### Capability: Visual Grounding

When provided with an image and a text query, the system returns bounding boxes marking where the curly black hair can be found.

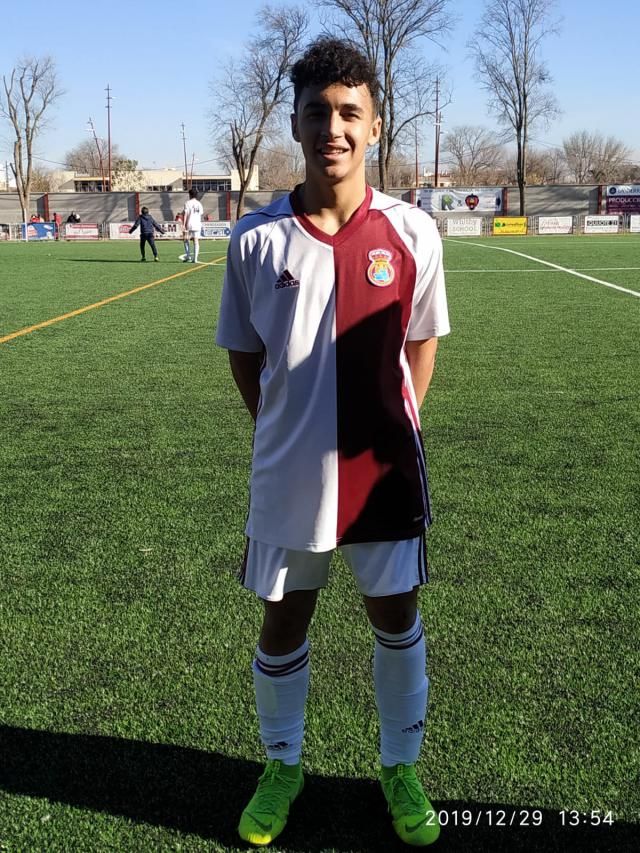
[290,37,380,115]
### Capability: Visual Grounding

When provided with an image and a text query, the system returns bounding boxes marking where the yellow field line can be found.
[0,256,227,345]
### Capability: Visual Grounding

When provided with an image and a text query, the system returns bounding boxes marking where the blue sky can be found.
[0,0,637,175]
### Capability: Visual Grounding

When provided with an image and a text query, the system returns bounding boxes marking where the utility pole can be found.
[4,161,9,192]
[434,77,440,189]
[181,124,189,190]
[88,117,106,192]
[105,84,113,191]
[414,120,419,189]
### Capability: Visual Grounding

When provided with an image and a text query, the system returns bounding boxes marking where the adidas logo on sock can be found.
[275,269,300,289]
[267,741,290,750]
[401,720,424,734]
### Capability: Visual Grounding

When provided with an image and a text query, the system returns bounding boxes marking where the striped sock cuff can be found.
[373,614,423,651]
[254,639,309,678]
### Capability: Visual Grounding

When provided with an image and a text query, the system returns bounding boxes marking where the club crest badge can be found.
[367,248,395,287]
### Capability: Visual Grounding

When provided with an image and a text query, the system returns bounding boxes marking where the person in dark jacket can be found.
[129,207,166,261]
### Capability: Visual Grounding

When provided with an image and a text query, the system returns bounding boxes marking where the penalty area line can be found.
[444,239,640,298]
[0,256,226,345]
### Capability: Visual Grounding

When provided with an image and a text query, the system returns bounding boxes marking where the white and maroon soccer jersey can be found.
[216,186,450,552]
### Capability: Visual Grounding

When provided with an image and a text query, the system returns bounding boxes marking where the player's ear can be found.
[368,114,382,147]
[291,112,300,143]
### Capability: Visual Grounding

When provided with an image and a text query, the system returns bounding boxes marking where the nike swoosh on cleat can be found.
[247,814,273,832]
[405,817,429,833]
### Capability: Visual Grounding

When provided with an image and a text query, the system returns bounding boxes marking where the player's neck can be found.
[297,175,368,236]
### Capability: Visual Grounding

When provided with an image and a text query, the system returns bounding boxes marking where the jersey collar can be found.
[289,184,373,246]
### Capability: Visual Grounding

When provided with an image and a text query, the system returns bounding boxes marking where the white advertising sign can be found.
[417,187,503,214]
[538,216,573,235]
[584,215,620,234]
[629,215,640,233]
[200,221,232,239]
[606,184,640,196]
[64,222,100,239]
[445,217,482,236]
[161,222,183,238]
[109,223,138,240]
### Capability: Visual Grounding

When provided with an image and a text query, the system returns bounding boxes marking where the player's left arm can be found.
[405,337,438,408]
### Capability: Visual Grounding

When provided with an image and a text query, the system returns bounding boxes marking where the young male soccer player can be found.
[129,207,165,261]
[182,187,204,262]
[215,38,450,848]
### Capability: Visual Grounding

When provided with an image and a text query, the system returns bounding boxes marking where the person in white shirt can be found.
[182,188,204,262]
[216,37,450,849]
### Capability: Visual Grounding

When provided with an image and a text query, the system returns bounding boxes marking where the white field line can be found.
[444,239,640,298]
[445,267,640,273]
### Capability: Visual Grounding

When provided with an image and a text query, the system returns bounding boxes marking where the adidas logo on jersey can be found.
[275,269,300,289]
[402,720,424,734]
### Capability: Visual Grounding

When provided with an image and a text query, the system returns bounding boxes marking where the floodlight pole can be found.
[105,84,113,191]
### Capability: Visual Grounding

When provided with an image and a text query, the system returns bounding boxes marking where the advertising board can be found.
[416,187,503,214]
[493,217,527,235]
[606,185,640,214]
[64,223,100,239]
[21,222,55,240]
[445,218,482,236]
[584,216,620,234]
[200,221,232,239]
[538,216,573,235]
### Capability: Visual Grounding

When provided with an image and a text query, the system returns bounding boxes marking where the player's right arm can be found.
[228,350,263,422]
[215,221,264,421]
[129,217,139,233]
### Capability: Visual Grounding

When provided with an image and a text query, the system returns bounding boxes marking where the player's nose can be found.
[321,110,344,139]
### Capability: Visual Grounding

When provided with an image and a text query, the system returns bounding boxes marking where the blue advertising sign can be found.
[21,222,56,240]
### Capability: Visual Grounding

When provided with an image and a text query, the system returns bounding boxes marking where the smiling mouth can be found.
[318,148,348,157]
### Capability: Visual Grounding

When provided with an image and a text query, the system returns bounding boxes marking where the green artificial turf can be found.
[1,236,639,852]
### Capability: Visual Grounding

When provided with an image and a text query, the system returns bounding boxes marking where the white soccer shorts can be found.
[240,535,428,601]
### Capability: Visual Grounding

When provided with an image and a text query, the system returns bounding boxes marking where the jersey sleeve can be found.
[406,216,450,341]
[215,226,263,352]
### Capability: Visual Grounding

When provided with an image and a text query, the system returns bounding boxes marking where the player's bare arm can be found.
[228,349,263,422]
[405,337,439,407]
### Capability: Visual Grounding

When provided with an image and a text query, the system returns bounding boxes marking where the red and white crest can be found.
[367,248,395,287]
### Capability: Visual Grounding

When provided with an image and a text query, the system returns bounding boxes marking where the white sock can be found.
[193,239,199,262]
[373,614,428,766]
[183,239,190,256]
[253,639,309,765]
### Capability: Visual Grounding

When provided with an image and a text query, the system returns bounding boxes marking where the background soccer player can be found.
[183,187,204,262]
[216,38,450,848]
[129,206,165,261]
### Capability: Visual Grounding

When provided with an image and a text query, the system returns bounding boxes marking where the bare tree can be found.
[65,138,121,175]
[472,0,560,214]
[522,146,564,184]
[30,165,55,192]
[1,56,62,222]
[443,125,504,184]
[255,139,305,190]
[562,131,632,184]
[321,0,453,191]
[211,5,308,218]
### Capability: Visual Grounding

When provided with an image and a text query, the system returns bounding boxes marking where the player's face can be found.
[291,83,381,185]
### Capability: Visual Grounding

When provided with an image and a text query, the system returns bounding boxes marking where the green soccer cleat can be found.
[381,764,440,846]
[238,760,304,846]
